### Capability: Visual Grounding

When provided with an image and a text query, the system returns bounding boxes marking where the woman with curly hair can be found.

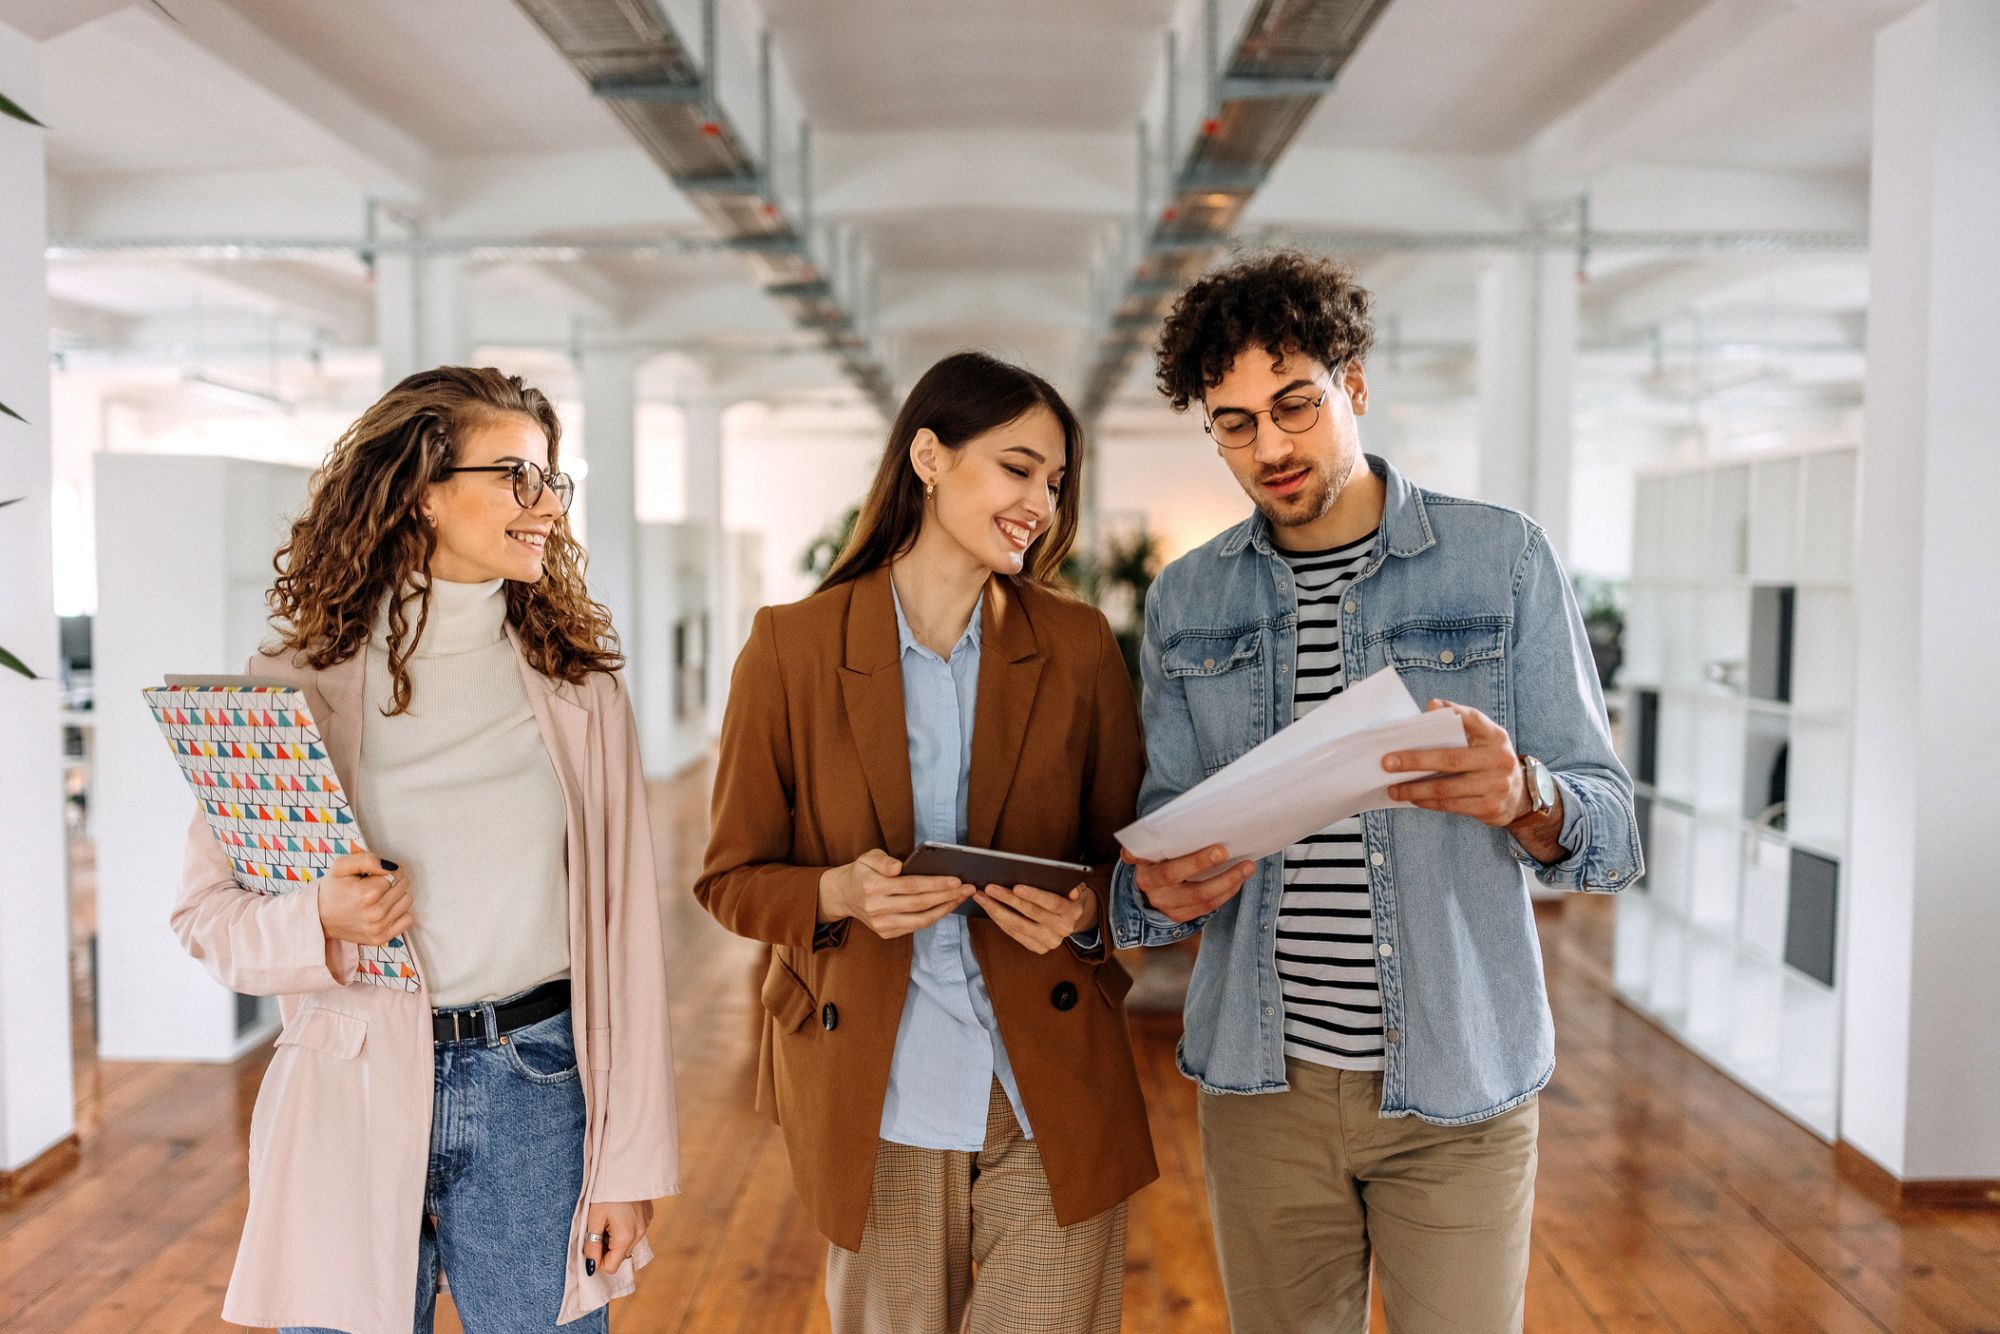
[170,366,679,1334]
[695,351,1156,1333]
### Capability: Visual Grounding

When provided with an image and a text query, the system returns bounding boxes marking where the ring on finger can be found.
[586,1231,604,1244]
[384,873,398,889]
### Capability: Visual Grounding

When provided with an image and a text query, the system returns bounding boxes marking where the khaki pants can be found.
[1199,1060,1538,1334]
[824,1080,1127,1334]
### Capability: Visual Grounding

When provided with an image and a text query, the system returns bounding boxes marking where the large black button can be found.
[821,1002,839,1032]
[1050,982,1078,1012]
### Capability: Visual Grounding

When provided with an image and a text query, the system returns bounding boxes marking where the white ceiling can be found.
[1300,0,1708,153]
[19,0,1886,403]
[761,0,1176,132]
[219,0,628,154]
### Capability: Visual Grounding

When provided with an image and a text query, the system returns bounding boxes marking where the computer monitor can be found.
[59,614,91,691]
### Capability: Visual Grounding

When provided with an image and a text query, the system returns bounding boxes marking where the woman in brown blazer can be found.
[695,351,1156,1332]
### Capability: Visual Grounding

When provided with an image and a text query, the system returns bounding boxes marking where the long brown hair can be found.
[818,351,1085,593]
[269,365,621,714]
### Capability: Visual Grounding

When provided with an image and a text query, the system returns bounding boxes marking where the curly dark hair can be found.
[1154,250,1376,412]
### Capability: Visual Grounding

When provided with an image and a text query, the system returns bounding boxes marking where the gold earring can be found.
[423,512,437,527]
[924,479,936,498]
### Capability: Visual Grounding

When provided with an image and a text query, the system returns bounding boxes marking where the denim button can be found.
[1203,658,1215,669]
[1378,943,1393,958]
[1370,852,1385,867]
[820,1003,839,1032]
[1344,601,1357,614]
[1439,650,1455,664]
[1385,1029,1402,1043]
[1263,1006,1275,1017]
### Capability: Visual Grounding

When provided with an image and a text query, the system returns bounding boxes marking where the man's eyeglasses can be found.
[1203,381,1334,450]
[443,460,575,513]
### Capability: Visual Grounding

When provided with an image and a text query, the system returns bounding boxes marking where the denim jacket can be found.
[1110,455,1642,1123]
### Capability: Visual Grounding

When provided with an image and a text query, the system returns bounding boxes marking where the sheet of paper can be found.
[1116,667,1469,870]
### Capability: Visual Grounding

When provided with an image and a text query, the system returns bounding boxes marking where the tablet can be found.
[901,841,1092,919]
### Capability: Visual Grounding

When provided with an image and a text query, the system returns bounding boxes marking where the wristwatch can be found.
[1519,755,1557,819]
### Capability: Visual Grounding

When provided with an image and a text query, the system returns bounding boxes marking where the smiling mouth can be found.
[507,529,549,552]
[995,517,1035,550]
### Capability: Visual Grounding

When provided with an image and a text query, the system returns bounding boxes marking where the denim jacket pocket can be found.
[1161,626,1265,773]
[1380,619,1509,720]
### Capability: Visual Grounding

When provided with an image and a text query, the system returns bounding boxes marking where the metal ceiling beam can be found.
[1081,0,1395,418]
[513,0,893,415]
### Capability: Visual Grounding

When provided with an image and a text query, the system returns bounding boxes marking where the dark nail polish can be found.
[585,1258,596,1277]
[381,860,400,871]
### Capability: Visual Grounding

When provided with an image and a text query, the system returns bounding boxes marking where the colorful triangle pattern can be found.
[141,681,419,993]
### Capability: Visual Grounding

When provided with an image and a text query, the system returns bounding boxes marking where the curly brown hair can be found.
[1154,250,1376,412]
[268,366,621,714]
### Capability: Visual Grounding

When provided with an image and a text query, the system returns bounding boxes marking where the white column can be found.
[1475,250,1578,553]
[580,346,638,647]
[0,20,76,1175]
[1841,0,2000,1183]
[374,233,467,388]
[681,396,729,737]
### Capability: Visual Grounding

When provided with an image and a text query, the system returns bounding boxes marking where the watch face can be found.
[1529,760,1556,811]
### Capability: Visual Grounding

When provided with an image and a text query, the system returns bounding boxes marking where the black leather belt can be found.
[432,978,571,1044]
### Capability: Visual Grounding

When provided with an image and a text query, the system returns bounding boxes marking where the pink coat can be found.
[170,636,680,1334]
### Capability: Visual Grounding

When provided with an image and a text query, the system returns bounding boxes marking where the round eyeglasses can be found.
[443,460,575,513]
[1203,383,1332,450]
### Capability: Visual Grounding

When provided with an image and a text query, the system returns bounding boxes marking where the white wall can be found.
[724,407,881,610]
[0,18,76,1174]
[93,453,311,1062]
[631,522,712,780]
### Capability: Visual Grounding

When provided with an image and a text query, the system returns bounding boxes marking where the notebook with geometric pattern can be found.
[143,677,421,991]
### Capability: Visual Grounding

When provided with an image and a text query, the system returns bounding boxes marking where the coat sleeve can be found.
[168,658,361,997]
[590,671,683,1204]
[691,606,832,949]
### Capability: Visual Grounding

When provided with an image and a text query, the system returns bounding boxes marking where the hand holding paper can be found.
[1116,667,1469,872]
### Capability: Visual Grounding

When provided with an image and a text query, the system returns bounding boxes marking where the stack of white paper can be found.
[1116,667,1468,872]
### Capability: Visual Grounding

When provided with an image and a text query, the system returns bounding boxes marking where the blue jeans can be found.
[285,999,606,1334]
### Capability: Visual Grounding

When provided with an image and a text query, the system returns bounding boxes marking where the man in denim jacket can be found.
[1110,252,1642,1333]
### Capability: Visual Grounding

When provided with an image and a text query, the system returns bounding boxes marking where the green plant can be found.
[1571,573,1626,691]
[1,87,40,676]
[1064,525,1163,687]
[800,505,861,585]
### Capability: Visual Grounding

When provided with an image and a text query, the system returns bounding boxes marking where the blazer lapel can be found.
[310,651,366,809]
[837,568,916,856]
[508,626,590,806]
[966,578,1042,850]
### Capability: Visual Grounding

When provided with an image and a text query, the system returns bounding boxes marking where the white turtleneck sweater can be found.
[355,578,570,1008]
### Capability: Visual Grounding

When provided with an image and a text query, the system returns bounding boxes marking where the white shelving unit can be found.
[1614,444,1859,1140]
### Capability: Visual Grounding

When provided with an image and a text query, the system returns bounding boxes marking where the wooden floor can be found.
[6,766,1999,1332]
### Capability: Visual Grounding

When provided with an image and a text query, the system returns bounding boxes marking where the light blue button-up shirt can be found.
[878,584,1034,1149]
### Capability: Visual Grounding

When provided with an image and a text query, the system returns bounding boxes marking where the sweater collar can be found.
[373,577,508,658]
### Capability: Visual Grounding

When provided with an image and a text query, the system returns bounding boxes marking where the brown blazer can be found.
[694,565,1158,1250]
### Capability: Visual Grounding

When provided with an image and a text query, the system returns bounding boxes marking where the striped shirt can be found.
[1278,530,1385,1071]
